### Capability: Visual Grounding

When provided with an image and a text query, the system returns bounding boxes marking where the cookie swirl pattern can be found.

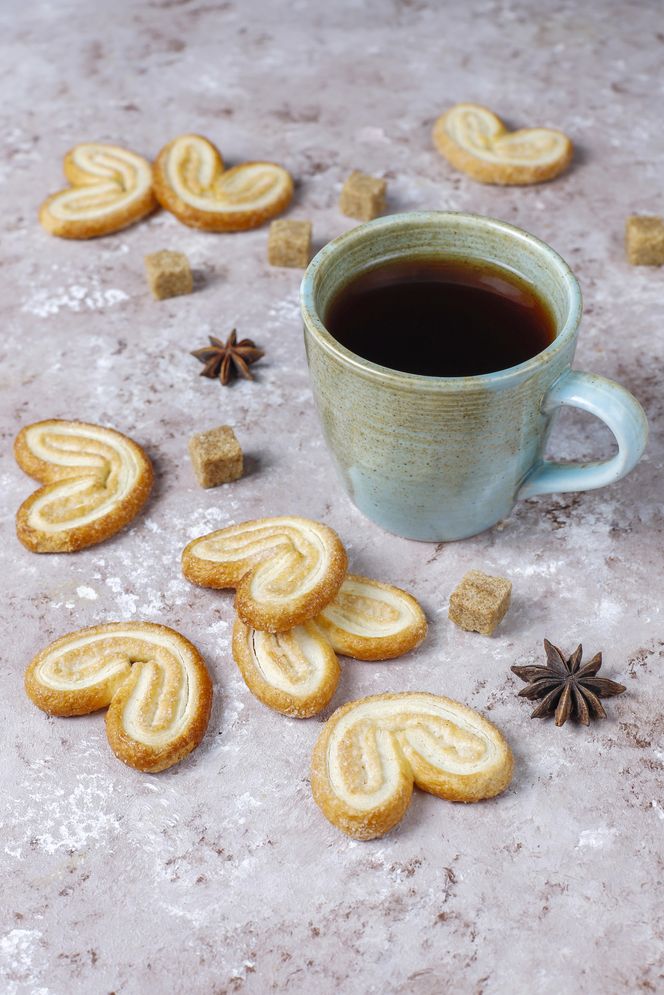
[14,419,153,553]
[433,103,573,185]
[153,133,293,231]
[39,143,157,238]
[232,576,427,717]
[182,516,348,632]
[232,619,340,718]
[316,574,427,661]
[311,692,513,839]
[25,622,213,772]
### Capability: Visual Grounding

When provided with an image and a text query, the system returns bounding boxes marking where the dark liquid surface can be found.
[325,257,556,377]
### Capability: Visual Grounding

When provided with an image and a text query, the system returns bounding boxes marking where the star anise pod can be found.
[511,640,626,727]
[191,330,264,386]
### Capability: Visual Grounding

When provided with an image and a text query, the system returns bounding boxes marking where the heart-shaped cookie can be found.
[182,516,348,632]
[153,133,294,231]
[25,622,213,772]
[311,692,513,839]
[231,575,428,718]
[14,419,153,552]
[433,103,573,185]
[39,142,157,238]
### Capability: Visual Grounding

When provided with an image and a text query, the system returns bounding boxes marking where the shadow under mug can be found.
[300,211,648,542]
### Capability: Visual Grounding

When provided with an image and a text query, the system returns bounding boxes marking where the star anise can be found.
[191,330,264,386]
[511,640,626,726]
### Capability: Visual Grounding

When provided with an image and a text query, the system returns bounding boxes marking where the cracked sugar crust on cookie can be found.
[153,133,294,231]
[24,622,213,773]
[432,102,573,185]
[14,419,153,553]
[181,515,348,632]
[311,692,513,839]
[39,142,157,238]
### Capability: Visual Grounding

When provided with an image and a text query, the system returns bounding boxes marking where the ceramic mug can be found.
[300,211,648,541]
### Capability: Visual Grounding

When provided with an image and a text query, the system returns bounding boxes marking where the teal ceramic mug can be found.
[300,211,648,541]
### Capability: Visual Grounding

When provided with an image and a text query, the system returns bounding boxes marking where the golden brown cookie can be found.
[181,516,348,632]
[230,575,427,717]
[39,142,157,238]
[432,103,573,185]
[14,419,153,553]
[232,618,340,718]
[153,133,293,231]
[316,574,427,661]
[25,622,213,772]
[311,692,513,839]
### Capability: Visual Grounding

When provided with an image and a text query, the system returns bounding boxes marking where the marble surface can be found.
[2,1,663,992]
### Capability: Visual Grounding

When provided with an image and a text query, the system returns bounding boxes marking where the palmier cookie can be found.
[231,575,427,717]
[15,419,153,553]
[432,103,573,186]
[316,574,427,661]
[311,692,513,839]
[153,134,293,232]
[232,619,340,718]
[39,142,157,238]
[182,516,347,632]
[25,622,213,772]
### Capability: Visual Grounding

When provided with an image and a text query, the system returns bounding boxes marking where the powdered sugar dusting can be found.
[76,586,98,601]
[21,281,128,317]
[0,930,47,995]
[7,768,120,858]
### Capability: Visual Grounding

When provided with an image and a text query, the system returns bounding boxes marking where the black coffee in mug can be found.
[324,257,556,377]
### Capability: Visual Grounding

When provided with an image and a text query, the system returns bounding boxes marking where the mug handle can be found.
[518,370,648,499]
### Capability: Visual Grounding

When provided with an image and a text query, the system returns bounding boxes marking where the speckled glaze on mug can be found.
[300,212,648,541]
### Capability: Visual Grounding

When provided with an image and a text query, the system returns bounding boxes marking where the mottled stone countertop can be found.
[2,1,663,993]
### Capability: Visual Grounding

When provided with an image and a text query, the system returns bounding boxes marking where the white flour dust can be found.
[7,769,120,859]
[76,586,98,601]
[0,929,47,994]
[21,280,128,318]
[576,826,616,849]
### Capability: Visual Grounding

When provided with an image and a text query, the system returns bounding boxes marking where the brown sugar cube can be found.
[145,250,193,300]
[448,570,512,636]
[339,170,387,221]
[267,220,312,268]
[625,216,664,266]
[188,426,243,488]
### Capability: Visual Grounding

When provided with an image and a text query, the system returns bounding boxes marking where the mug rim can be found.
[300,210,583,390]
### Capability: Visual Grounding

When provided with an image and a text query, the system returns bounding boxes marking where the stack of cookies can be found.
[181,515,427,718]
